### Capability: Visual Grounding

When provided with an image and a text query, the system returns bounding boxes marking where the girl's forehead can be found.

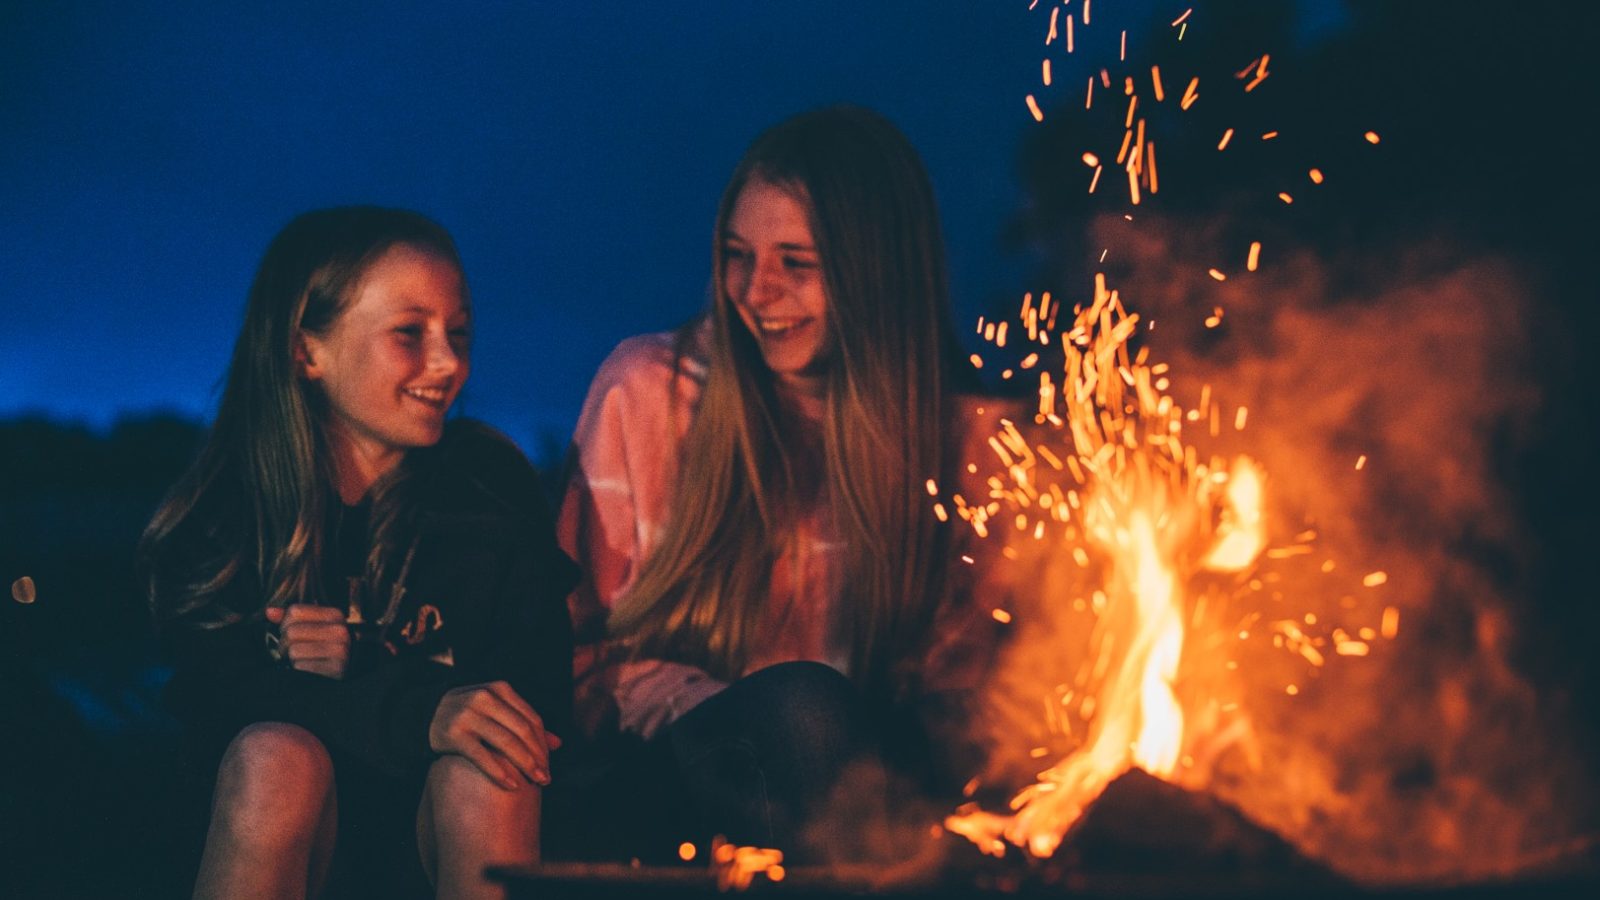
[728,181,815,239]
[742,174,810,207]
[343,245,466,317]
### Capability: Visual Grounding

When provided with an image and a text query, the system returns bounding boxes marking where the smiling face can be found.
[721,178,831,395]
[299,242,469,492]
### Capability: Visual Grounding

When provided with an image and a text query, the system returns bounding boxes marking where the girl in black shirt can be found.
[140,207,574,899]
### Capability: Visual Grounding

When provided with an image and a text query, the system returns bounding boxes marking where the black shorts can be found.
[324,745,431,899]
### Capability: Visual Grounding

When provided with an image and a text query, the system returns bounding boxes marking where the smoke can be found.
[964,208,1595,883]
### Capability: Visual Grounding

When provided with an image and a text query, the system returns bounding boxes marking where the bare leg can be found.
[416,754,540,900]
[193,722,338,900]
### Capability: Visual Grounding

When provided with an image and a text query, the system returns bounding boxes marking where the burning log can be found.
[1041,769,1340,884]
[932,772,1346,894]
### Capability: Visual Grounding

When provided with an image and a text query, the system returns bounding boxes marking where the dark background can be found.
[4,2,1597,895]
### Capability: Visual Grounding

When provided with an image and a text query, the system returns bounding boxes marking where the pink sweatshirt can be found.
[559,328,1006,739]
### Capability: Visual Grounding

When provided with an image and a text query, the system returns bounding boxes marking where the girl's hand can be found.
[265,604,351,680]
[428,681,561,790]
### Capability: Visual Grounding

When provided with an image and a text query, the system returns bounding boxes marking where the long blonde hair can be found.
[609,106,969,697]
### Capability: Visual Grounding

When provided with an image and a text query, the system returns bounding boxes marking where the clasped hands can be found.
[267,603,557,790]
[266,603,352,678]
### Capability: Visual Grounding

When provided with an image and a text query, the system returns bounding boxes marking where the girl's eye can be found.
[395,325,424,339]
[784,256,819,271]
[723,245,751,262]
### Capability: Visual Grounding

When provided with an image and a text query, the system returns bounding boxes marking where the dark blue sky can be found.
[1,3,1022,451]
[3,1,1369,455]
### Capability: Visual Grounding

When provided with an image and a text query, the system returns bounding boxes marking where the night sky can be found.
[0,0,1373,456]
[0,2,1047,452]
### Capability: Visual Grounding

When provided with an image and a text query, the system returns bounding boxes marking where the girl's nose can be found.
[427,333,464,376]
[743,255,785,309]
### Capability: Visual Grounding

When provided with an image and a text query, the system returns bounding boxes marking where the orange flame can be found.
[945,274,1278,857]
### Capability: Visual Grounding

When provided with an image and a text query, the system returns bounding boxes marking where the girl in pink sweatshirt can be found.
[556,106,995,861]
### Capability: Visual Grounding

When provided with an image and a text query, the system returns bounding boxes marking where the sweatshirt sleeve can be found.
[558,347,647,645]
[558,334,727,739]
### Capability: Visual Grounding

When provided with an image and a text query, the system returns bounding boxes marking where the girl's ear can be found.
[295,332,323,381]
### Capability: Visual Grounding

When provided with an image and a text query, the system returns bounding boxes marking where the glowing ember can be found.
[709,838,784,891]
[1241,53,1272,92]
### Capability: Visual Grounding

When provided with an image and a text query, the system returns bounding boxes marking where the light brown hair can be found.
[140,206,467,625]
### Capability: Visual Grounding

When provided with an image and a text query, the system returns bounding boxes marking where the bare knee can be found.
[211,722,334,850]
[424,755,540,865]
[426,754,539,827]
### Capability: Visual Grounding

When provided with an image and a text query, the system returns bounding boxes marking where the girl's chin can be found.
[765,360,828,394]
[762,352,818,376]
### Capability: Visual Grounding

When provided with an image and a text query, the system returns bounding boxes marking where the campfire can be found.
[938,268,1346,861]
[928,1,1596,890]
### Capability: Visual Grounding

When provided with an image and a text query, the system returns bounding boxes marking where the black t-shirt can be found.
[322,499,371,616]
